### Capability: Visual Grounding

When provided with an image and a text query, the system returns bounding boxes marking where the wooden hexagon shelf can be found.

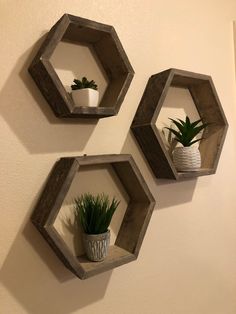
[29,14,134,119]
[31,154,155,279]
[131,68,228,180]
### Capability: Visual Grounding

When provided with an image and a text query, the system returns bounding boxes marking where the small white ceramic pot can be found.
[172,146,201,172]
[82,230,110,262]
[71,88,99,107]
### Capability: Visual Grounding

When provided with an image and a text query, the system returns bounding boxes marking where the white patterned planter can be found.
[82,230,110,262]
[173,146,201,172]
[72,88,99,107]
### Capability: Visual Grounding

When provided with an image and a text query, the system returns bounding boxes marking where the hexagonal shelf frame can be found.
[131,68,228,180]
[29,14,134,119]
[31,154,155,279]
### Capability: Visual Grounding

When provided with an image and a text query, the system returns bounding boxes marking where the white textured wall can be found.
[1,1,236,313]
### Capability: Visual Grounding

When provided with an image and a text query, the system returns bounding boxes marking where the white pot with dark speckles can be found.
[82,230,110,262]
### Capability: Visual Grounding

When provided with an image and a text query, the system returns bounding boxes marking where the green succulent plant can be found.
[74,193,120,235]
[71,77,98,91]
[165,116,209,147]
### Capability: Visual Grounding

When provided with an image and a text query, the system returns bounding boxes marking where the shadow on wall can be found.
[0,179,112,314]
[121,131,197,210]
[233,21,236,81]
[0,34,97,154]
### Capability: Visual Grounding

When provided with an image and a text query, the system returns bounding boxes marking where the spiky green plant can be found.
[165,116,209,147]
[71,77,98,91]
[74,193,120,235]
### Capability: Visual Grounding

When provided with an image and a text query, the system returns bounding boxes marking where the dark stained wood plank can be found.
[78,245,136,279]
[31,157,78,226]
[131,125,177,179]
[132,69,172,126]
[115,202,154,256]
[76,154,133,165]
[177,168,215,179]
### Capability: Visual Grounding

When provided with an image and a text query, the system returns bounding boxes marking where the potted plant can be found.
[165,116,209,171]
[71,77,99,107]
[74,193,120,262]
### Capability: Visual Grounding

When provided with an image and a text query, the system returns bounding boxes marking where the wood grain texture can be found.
[31,154,155,279]
[131,68,228,180]
[78,246,136,279]
[28,14,134,119]
[132,70,172,126]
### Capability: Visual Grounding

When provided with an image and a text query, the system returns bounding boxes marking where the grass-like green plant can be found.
[71,77,98,91]
[165,116,209,147]
[74,193,120,235]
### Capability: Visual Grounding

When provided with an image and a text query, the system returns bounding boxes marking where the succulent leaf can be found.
[177,118,186,125]
[165,127,183,140]
[191,118,203,128]
[71,77,98,91]
[169,118,185,133]
[165,116,209,147]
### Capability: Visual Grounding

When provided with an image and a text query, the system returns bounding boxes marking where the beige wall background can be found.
[1,1,236,313]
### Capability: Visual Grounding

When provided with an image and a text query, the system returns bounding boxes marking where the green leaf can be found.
[191,123,208,138]
[168,118,185,133]
[165,127,182,140]
[74,193,119,234]
[185,116,191,127]
[71,77,98,91]
[189,138,202,146]
[166,116,209,147]
[177,118,186,125]
[191,118,203,128]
